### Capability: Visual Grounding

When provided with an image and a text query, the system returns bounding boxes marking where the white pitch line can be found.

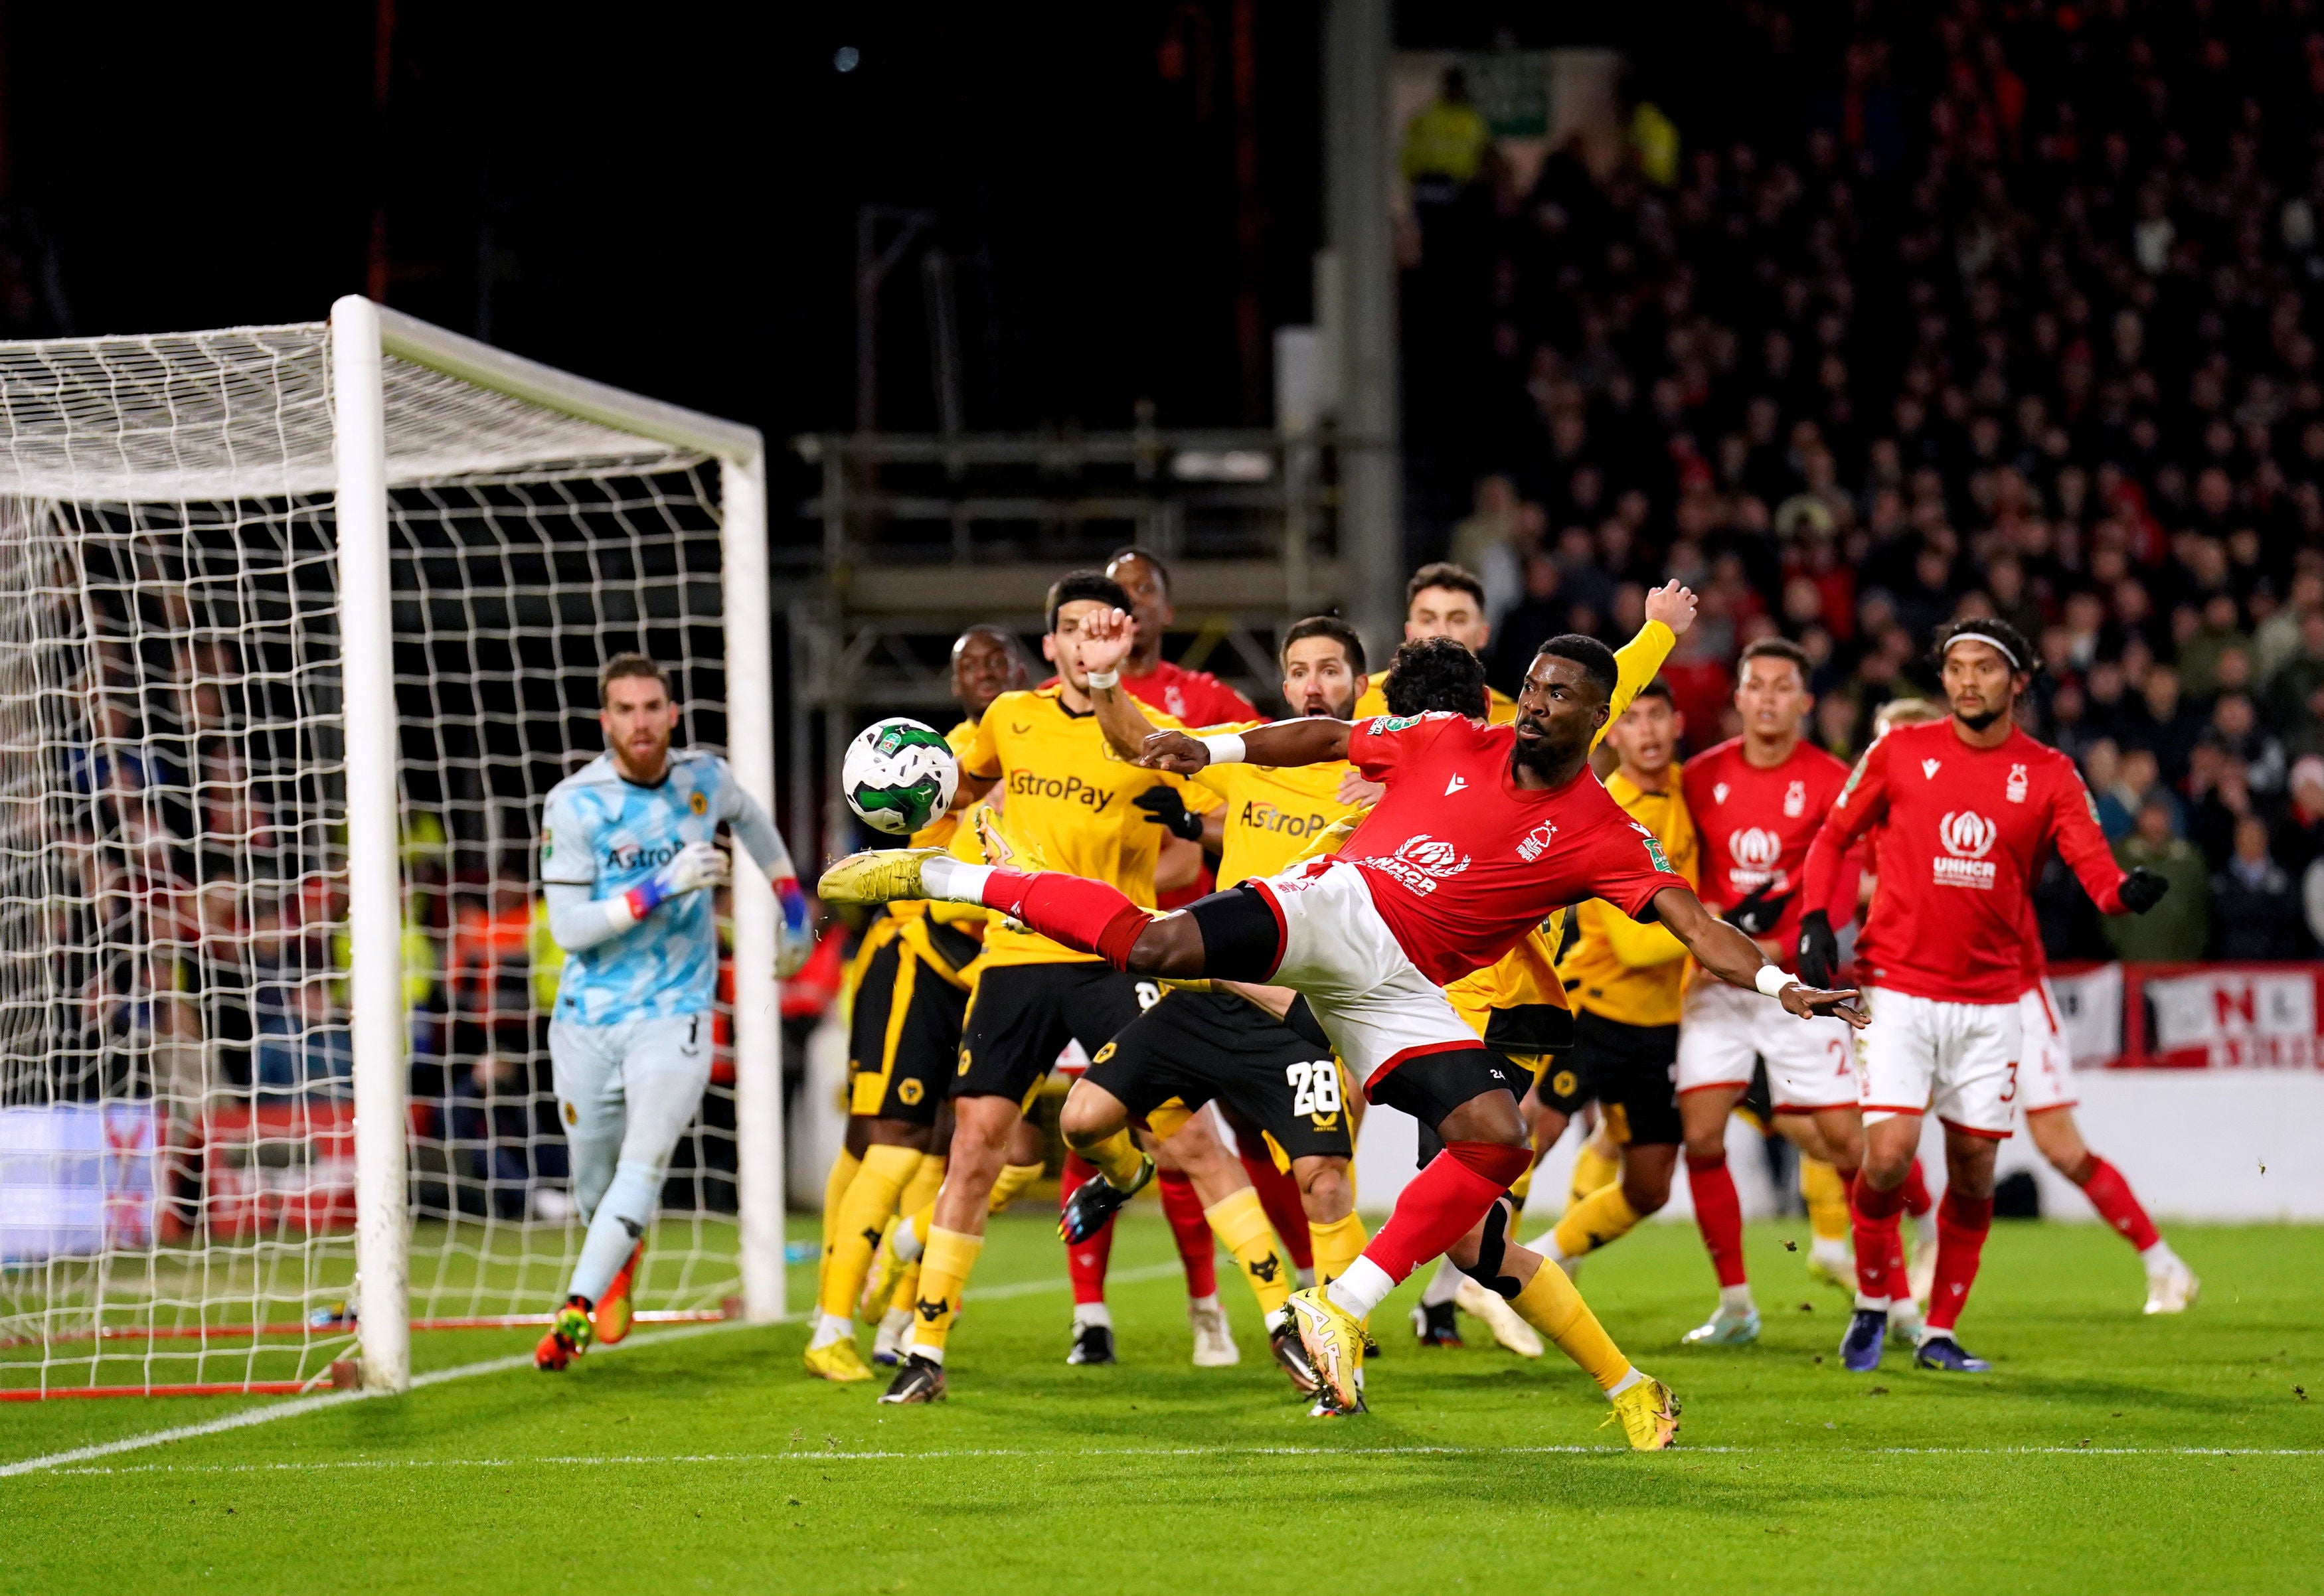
[0,1263,1178,1478]
[34,1443,2324,1478]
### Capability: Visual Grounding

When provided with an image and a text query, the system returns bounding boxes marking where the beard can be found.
[1510,728,1566,775]
[1953,702,2006,732]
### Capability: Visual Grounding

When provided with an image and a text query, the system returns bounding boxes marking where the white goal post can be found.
[0,298,784,1399]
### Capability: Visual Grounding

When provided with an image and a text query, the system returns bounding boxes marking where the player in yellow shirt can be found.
[1350,562,1519,724]
[1057,613,1374,1399]
[807,625,1036,1382]
[876,572,1226,1404]
[1521,679,1698,1277]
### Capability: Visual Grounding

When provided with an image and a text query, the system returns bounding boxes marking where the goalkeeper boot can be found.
[1411,1299,1462,1347]
[1454,1277,1544,1358]
[878,1353,947,1405]
[1286,1287,1367,1415]
[1840,1307,1888,1373]
[534,1297,593,1372]
[872,1307,914,1368]
[1912,1333,1991,1373]
[1058,1158,1155,1244]
[817,848,946,908]
[804,1334,876,1383]
[592,1241,643,1346]
[1266,1305,1321,1396]
[1603,1375,1682,1451]
[859,1218,909,1322]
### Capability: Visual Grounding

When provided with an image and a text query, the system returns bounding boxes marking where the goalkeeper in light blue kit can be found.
[533,652,814,1372]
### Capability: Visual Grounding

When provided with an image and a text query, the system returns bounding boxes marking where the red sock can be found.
[977,870,1149,968]
[1062,1151,1115,1305]
[1687,1153,1748,1289]
[1156,1168,1218,1299]
[1239,1148,1315,1272]
[1901,1157,1934,1219]
[1925,1188,1993,1333]
[1357,1143,1525,1285]
[2075,1157,2160,1252]
[1851,1176,1906,1301]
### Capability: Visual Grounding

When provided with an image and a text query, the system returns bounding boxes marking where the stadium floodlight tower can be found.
[0,298,783,1399]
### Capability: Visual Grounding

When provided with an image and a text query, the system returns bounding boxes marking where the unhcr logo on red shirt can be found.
[1357,834,1471,894]
[1933,810,1999,889]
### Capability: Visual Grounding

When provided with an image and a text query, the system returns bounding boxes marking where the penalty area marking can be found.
[33,1443,2324,1478]
[0,1263,1186,1479]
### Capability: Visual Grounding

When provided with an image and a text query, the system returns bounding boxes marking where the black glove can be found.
[1721,880,1793,938]
[1795,908,1839,990]
[2117,867,2170,914]
[1133,786,1205,842]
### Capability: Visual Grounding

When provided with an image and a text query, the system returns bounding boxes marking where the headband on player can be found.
[1941,630,2023,670]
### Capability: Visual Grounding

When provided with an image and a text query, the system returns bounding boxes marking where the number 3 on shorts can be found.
[1286,1058,1341,1117]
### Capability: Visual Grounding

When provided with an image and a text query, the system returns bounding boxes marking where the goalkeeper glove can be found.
[1795,908,1839,991]
[774,877,815,979]
[1133,786,1205,842]
[2117,867,2170,914]
[623,839,730,920]
[1720,880,1793,937]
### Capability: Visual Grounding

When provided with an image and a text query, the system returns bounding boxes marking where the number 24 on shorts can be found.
[1286,1058,1342,1117]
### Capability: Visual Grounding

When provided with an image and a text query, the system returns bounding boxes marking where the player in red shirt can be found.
[1799,619,2169,1373]
[1671,637,1871,1347]
[1103,547,1263,726]
[823,631,1865,1443]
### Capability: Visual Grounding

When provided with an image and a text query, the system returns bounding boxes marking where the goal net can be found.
[0,300,783,1397]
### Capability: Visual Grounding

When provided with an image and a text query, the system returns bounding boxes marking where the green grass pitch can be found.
[3,1216,2317,1595]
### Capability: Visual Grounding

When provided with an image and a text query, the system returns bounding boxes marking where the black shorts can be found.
[1085,989,1355,1165]
[955,961,1163,1110]
[1374,1044,1523,1139]
[1533,1009,1681,1147]
[847,927,969,1127]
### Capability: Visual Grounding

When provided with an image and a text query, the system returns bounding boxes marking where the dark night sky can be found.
[4,2,1749,539]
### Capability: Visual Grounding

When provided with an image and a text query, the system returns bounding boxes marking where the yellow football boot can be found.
[592,1241,643,1345]
[1603,1374,1681,1451]
[816,848,946,907]
[804,1334,876,1383]
[1286,1287,1367,1415]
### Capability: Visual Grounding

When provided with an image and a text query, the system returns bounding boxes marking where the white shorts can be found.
[1255,858,1481,1097]
[1675,975,1859,1112]
[1854,987,2020,1139]
[2016,979,2076,1113]
[548,1011,715,1212]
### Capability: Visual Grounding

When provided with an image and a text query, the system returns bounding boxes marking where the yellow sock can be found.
[1307,1210,1369,1289]
[1552,1183,1644,1263]
[819,1147,862,1263]
[896,1155,945,1229]
[1204,1186,1290,1314]
[1568,1137,1619,1210]
[1510,1259,1631,1392]
[1078,1127,1148,1190]
[888,1259,922,1318]
[1800,1156,1848,1243]
[818,1144,922,1318]
[987,1161,1045,1213]
[909,1226,985,1357]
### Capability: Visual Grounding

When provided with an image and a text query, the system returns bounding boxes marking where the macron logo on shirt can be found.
[1444,774,1469,795]
[1922,759,1942,779]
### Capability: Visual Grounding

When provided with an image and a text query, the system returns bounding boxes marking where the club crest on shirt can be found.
[2005,762,2029,803]
[1516,819,1558,861]
[689,789,709,815]
[1783,779,1806,817]
[1357,833,1470,894]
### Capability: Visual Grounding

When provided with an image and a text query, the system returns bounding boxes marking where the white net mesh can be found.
[0,323,750,1395]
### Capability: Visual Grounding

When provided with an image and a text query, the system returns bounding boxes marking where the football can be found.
[842,716,959,835]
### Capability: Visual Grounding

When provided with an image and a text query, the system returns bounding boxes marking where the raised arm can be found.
[1651,884,1866,1025]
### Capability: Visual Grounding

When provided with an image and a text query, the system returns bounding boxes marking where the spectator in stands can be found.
[1448,474,1527,627]
[2105,797,2210,963]
[2082,740,2132,839]
[2275,757,2324,879]
[2212,817,2310,961]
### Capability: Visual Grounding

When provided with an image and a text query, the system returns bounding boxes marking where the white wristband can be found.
[1755,965,1795,999]
[1199,732,1247,765]
[1086,669,1120,690]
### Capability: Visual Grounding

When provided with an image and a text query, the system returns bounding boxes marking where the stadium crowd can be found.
[1400,1,2324,961]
